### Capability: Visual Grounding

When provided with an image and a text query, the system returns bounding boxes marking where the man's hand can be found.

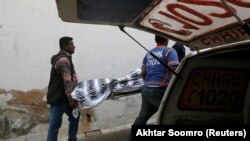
[66,92,78,108]
[69,100,78,108]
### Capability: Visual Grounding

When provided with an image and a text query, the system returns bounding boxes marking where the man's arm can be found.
[165,49,179,77]
[166,49,179,67]
[57,57,77,107]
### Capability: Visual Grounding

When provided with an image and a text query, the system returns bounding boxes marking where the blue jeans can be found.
[128,87,165,141]
[46,103,80,141]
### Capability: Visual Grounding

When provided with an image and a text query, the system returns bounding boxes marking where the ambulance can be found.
[55,0,250,125]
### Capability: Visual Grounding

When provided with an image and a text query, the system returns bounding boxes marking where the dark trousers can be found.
[46,103,80,141]
[128,87,165,141]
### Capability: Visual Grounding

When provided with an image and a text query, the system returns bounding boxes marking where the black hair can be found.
[155,35,168,44]
[59,36,73,50]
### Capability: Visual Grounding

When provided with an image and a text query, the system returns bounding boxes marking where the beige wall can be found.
[0,0,158,91]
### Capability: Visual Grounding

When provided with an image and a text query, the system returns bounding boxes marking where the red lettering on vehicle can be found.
[199,27,247,46]
[178,0,235,18]
[149,19,192,36]
[158,10,199,30]
[227,0,250,7]
[167,4,213,25]
[236,27,247,36]
[140,0,250,49]
[209,35,223,44]
[200,38,211,45]
[220,31,236,41]
[200,35,223,46]
[156,0,250,33]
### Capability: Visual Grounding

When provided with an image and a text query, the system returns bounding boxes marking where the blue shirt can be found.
[142,47,179,87]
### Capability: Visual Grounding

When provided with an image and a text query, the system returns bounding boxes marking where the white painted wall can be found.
[0,0,179,91]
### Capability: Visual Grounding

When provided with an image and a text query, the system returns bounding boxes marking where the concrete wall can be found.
[0,0,158,91]
[0,0,190,140]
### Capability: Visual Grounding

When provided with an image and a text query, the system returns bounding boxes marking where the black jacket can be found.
[47,51,73,104]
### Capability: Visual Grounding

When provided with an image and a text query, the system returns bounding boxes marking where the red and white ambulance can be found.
[55,0,250,125]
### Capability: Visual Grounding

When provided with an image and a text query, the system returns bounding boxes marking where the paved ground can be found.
[76,118,155,141]
[78,128,130,141]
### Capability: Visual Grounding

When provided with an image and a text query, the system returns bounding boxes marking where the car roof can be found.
[55,0,250,51]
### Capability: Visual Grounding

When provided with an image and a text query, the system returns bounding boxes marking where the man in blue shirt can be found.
[128,35,179,141]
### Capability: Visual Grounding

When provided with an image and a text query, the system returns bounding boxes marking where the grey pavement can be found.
[76,118,156,141]
[79,128,130,141]
[77,123,131,141]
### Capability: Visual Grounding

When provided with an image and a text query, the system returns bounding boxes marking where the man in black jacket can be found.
[46,36,79,141]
